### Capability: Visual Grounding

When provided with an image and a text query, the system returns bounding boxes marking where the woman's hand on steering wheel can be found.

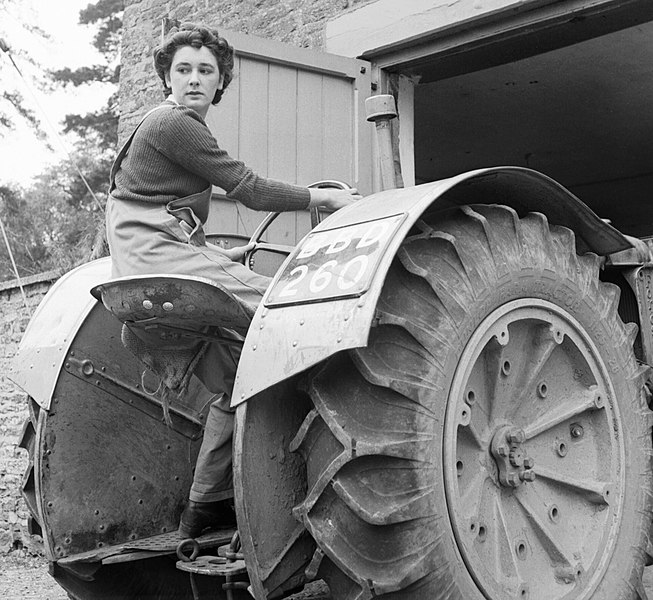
[308,187,362,212]
[220,241,256,263]
[244,180,359,271]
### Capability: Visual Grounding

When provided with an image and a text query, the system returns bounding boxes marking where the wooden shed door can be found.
[204,29,372,245]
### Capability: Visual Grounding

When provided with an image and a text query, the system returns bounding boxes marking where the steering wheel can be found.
[244,180,352,272]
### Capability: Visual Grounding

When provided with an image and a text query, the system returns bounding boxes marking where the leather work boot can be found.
[178,500,237,538]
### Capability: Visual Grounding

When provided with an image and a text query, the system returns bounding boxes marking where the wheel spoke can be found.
[536,466,613,505]
[463,366,492,441]
[523,385,604,440]
[483,337,507,424]
[493,494,520,580]
[514,491,575,569]
[459,470,490,516]
[512,324,561,406]
[459,418,485,450]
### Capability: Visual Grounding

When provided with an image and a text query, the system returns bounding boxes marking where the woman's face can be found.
[165,45,224,118]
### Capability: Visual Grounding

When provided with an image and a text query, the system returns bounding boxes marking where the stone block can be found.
[0,278,51,555]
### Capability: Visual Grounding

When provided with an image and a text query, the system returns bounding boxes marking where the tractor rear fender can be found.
[232,166,632,406]
[9,258,112,410]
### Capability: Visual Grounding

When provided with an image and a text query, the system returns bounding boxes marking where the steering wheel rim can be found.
[244,180,352,271]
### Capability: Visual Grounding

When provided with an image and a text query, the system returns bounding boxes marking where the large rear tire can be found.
[291,205,653,600]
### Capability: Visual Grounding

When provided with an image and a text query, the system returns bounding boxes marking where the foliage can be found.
[31,147,111,269]
[0,0,123,281]
[0,0,49,140]
[0,144,111,281]
[46,0,125,266]
[0,185,51,280]
[50,0,124,153]
[0,90,40,134]
[62,92,119,151]
[80,0,124,55]
[52,64,117,86]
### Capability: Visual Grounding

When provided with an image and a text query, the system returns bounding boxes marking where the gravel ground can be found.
[0,553,67,600]
[3,551,653,599]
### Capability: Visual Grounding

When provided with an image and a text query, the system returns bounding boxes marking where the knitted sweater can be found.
[112,102,310,212]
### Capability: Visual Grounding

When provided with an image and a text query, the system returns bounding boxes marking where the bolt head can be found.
[523,457,535,469]
[508,429,526,444]
[520,470,536,483]
[507,473,520,487]
[570,424,584,438]
[509,451,524,467]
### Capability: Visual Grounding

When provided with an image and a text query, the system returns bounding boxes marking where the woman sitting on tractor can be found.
[105,22,361,537]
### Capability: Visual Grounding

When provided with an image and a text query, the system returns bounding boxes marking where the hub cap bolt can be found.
[508,429,526,444]
[509,450,524,468]
[520,470,536,483]
[570,423,584,439]
[507,473,520,487]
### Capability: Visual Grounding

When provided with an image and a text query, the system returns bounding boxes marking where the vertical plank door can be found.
[204,29,372,246]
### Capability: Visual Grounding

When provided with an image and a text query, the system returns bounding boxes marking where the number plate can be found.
[265,214,405,307]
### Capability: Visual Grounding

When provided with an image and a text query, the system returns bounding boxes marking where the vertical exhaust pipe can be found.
[365,94,398,191]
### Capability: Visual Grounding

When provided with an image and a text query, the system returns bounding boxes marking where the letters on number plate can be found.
[265,213,405,307]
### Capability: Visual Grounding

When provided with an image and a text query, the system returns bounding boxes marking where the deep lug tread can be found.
[331,456,437,525]
[352,327,441,408]
[290,204,652,599]
[303,485,440,597]
[399,238,472,324]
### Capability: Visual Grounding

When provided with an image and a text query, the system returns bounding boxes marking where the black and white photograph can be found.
[1,1,653,598]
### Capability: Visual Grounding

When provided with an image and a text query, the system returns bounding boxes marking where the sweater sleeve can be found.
[153,106,310,212]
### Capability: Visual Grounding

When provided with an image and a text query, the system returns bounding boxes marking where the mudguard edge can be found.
[9,258,112,409]
[231,166,631,405]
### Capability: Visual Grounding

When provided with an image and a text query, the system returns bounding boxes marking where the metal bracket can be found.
[625,266,653,366]
[64,354,204,440]
[176,536,249,600]
[176,554,248,577]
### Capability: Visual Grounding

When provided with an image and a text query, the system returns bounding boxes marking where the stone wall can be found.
[119,0,375,139]
[0,272,59,554]
[0,0,376,558]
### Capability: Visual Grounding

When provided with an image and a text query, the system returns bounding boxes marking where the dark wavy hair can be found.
[153,23,234,105]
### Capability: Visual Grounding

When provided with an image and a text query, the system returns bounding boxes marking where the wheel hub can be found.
[489,426,536,488]
[443,299,623,600]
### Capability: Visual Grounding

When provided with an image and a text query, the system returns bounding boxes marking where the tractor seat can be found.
[91,275,256,393]
[91,273,255,343]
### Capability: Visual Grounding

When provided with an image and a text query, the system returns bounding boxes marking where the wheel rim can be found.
[444,299,624,600]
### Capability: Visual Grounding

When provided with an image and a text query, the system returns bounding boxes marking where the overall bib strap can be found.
[108,102,174,193]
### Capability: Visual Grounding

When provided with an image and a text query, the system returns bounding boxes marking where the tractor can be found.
[10,93,653,600]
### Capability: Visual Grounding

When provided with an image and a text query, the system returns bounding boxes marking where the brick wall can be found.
[0,273,58,553]
[119,0,374,140]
